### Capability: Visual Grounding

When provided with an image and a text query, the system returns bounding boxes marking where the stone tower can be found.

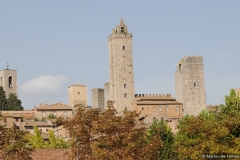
[0,68,17,98]
[68,84,87,107]
[91,88,104,110]
[108,18,135,112]
[175,56,206,116]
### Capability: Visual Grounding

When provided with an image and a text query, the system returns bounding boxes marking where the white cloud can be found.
[20,75,68,96]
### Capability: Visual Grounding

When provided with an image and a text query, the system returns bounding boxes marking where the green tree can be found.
[28,127,45,149]
[7,93,24,111]
[0,113,33,160]
[147,120,175,159]
[0,86,7,111]
[48,130,68,148]
[174,89,240,159]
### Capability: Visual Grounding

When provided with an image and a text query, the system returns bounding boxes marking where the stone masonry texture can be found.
[108,19,135,112]
[68,84,87,107]
[0,69,17,98]
[91,88,104,110]
[175,56,206,116]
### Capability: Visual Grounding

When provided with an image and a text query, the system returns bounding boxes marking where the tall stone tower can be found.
[108,18,135,112]
[68,84,87,107]
[0,68,17,98]
[91,88,104,110]
[175,56,206,116]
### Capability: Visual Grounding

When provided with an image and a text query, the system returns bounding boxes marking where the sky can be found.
[0,1,240,110]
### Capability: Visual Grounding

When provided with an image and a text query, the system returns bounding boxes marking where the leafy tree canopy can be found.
[7,93,24,111]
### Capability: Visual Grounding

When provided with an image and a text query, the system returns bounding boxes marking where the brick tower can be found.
[108,18,135,112]
[175,56,206,116]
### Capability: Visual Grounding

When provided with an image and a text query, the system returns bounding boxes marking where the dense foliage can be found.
[27,127,69,149]
[0,87,23,111]
[0,113,33,160]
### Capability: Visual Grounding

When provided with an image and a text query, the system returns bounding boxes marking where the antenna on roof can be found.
[6,62,9,70]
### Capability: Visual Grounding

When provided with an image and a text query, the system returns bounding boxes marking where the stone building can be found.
[134,94,183,133]
[0,67,17,98]
[91,88,104,110]
[104,83,110,108]
[175,56,206,116]
[107,18,135,112]
[34,101,73,119]
[68,84,87,107]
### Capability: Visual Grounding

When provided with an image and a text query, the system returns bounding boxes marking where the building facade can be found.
[175,56,206,116]
[108,18,135,112]
[91,88,104,110]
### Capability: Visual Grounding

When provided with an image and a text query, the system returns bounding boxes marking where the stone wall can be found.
[68,84,87,107]
[91,88,104,110]
[0,69,17,98]
[175,56,206,116]
[104,83,110,108]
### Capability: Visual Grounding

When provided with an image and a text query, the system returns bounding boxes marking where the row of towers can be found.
[89,18,206,116]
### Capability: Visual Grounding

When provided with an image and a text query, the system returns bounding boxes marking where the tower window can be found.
[179,64,181,71]
[121,27,124,33]
[8,76,12,88]
[194,83,196,87]
[115,30,117,33]
[78,92,80,95]
[122,46,125,50]
[124,84,126,88]
[124,93,127,98]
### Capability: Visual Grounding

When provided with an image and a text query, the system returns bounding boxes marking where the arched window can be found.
[124,84,126,88]
[121,27,124,33]
[115,30,117,33]
[8,76,12,88]
[42,112,46,117]
[179,64,181,71]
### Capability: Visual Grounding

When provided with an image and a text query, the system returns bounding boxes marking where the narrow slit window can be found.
[124,93,127,98]
[122,46,125,50]
[194,83,196,87]
[124,84,126,88]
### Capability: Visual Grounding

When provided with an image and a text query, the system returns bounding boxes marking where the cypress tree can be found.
[0,86,7,111]
[7,93,24,111]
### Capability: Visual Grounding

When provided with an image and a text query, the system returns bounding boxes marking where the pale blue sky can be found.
[0,1,239,109]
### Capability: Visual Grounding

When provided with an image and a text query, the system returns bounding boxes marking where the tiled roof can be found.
[35,102,72,110]
[24,121,53,127]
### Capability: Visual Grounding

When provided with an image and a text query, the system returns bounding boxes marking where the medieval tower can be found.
[108,18,135,112]
[0,67,17,98]
[175,56,206,116]
[68,84,87,107]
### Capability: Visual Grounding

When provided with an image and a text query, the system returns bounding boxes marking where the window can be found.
[124,93,127,98]
[194,83,196,87]
[121,27,124,33]
[153,117,157,122]
[78,92,80,95]
[8,76,12,88]
[64,111,67,117]
[166,106,168,112]
[16,118,19,122]
[159,106,162,111]
[122,46,125,50]
[176,106,179,111]
[42,112,46,117]
[124,84,126,88]
[153,107,155,110]
[115,30,117,33]
[179,64,181,71]
[4,118,7,123]
[142,107,144,111]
